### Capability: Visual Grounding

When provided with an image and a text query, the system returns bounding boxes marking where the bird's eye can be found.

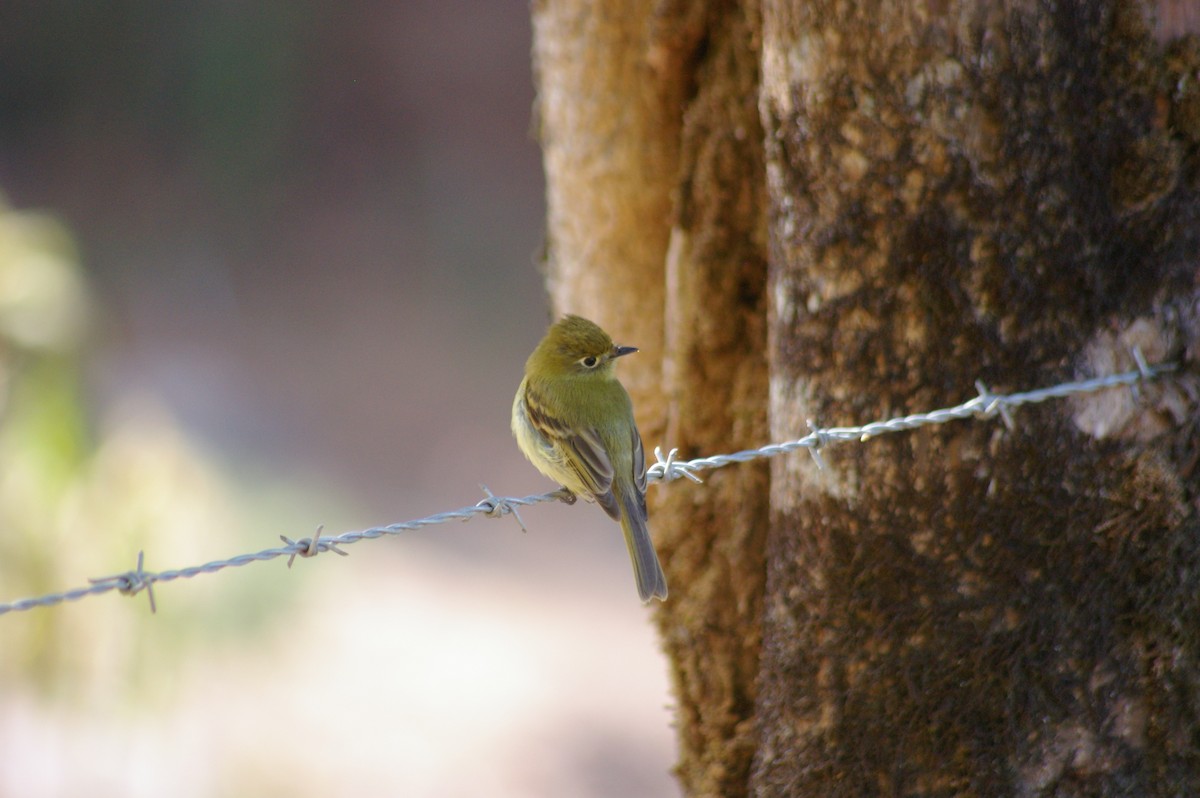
[581,355,599,368]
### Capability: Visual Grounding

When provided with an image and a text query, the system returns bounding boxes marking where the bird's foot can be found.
[551,487,577,505]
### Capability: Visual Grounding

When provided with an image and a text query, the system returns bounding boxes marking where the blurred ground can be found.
[0,3,678,795]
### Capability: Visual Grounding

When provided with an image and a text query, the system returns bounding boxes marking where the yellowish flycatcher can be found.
[512,315,668,602]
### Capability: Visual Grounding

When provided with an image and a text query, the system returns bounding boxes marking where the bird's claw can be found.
[551,487,577,505]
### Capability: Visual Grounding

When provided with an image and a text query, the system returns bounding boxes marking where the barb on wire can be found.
[477,484,529,533]
[280,525,349,568]
[972,380,1015,430]
[89,551,157,613]
[0,356,1176,617]
[651,447,703,484]
[805,420,830,470]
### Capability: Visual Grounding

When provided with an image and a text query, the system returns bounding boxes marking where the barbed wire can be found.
[0,352,1177,616]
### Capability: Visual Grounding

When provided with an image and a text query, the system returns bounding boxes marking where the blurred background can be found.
[0,3,677,796]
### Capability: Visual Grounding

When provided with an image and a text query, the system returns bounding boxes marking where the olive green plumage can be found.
[512,315,667,602]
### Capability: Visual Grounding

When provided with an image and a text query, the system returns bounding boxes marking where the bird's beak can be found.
[613,345,639,358]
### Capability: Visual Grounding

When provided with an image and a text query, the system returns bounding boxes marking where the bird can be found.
[512,314,668,602]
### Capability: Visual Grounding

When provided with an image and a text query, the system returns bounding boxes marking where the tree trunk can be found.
[533,1,771,794]
[532,1,1200,796]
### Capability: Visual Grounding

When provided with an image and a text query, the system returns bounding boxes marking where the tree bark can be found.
[532,0,1200,795]
[534,2,770,794]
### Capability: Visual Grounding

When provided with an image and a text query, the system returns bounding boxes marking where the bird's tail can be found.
[619,489,668,602]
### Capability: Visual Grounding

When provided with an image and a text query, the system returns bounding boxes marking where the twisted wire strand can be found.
[0,359,1174,616]
[644,364,1171,481]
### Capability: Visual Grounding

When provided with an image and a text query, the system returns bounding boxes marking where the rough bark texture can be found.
[756,1,1200,795]
[532,0,683,419]
[532,0,1200,796]
[533,2,770,795]
[657,4,770,795]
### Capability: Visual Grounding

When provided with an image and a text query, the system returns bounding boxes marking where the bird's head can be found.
[526,314,638,380]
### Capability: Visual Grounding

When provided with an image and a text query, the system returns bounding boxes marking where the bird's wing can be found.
[523,393,618,516]
[630,424,648,520]
[563,426,620,518]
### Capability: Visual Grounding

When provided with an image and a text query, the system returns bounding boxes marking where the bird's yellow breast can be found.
[511,383,591,495]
